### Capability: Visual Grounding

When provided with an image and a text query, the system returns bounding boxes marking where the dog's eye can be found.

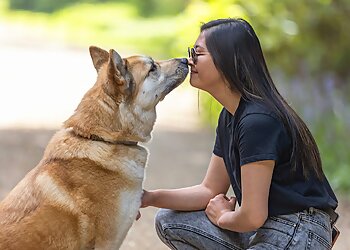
[149,63,157,73]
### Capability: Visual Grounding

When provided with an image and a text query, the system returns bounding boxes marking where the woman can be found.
[141,18,338,249]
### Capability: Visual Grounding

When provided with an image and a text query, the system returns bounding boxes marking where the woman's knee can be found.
[155,209,243,250]
[155,209,185,249]
[155,209,198,241]
[155,209,177,235]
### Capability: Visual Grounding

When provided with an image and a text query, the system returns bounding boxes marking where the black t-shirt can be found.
[213,98,338,216]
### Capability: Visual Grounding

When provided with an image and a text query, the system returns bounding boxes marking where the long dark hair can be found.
[201,18,324,179]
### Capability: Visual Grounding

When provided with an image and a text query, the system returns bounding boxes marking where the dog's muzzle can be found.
[176,58,189,77]
[180,58,188,65]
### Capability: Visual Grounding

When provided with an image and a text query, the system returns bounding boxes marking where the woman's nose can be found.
[187,57,194,66]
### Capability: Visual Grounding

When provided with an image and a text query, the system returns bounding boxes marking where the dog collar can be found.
[90,134,138,146]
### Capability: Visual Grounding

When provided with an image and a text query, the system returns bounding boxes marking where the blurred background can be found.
[0,0,349,249]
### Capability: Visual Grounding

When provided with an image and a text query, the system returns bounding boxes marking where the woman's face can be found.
[188,31,225,92]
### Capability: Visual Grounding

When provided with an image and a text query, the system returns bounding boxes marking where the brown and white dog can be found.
[0,46,188,249]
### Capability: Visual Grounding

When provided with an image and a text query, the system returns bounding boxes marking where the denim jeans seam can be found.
[284,216,301,249]
[300,215,330,233]
[306,231,312,250]
[163,223,242,250]
[307,230,332,249]
[260,226,293,237]
[162,236,178,250]
[157,223,178,250]
[269,216,297,227]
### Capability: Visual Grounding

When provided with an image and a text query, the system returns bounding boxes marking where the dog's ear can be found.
[107,50,135,98]
[106,49,134,97]
[89,46,109,71]
[107,49,131,87]
[108,49,127,77]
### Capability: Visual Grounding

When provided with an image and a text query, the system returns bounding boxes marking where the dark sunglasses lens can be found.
[191,48,197,64]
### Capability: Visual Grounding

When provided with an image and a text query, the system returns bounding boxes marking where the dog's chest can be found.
[107,153,146,247]
[119,157,145,181]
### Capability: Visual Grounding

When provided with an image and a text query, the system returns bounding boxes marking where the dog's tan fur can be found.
[0,46,188,249]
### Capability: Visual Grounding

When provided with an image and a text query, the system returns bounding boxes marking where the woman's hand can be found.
[141,189,154,208]
[205,194,236,227]
[136,190,155,221]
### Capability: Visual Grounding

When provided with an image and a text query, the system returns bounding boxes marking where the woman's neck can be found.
[208,84,241,115]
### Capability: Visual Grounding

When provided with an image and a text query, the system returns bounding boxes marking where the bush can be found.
[7,0,188,16]
[8,0,76,12]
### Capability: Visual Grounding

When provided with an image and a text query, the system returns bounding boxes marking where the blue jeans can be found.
[155,208,332,249]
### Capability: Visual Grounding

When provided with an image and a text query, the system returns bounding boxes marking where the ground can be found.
[0,21,349,249]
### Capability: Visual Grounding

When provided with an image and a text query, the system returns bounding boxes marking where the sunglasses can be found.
[188,47,198,64]
[188,47,209,65]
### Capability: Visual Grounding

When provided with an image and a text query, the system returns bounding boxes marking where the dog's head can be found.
[64,46,188,142]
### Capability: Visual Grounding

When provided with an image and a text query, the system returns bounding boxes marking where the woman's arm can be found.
[142,154,231,211]
[205,159,274,232]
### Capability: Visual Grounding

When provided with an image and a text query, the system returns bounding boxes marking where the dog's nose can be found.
[180,58,188,65]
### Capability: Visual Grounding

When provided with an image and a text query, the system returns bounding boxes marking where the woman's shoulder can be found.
[240,98,275,115]
[237,99,283,128]
[237,100,291,145]
[218,99,281,128]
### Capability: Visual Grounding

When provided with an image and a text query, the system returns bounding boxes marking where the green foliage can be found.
[275,75,350,194]
[198,92,222,128]
[52,3,185,57]
[1,2,187,58]
[8,0,78,12]
[7,0,188,16]
[235,0,350,81]
[315,116,350,192]
[127,0,188,17]
[175,0,350,81]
